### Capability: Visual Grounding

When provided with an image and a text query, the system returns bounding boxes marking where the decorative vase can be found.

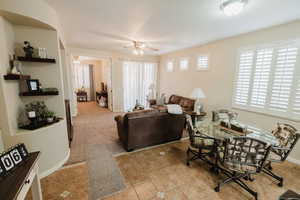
[47,117,54,123]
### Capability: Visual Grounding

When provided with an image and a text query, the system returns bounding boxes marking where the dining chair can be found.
[215,137,271,200]
[212,109,238,122]
[263,123,300,187]
[186,115,216,166]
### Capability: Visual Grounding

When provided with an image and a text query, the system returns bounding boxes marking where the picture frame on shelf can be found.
[27,79,40,92]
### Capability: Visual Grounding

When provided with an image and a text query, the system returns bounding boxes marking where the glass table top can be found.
[195,119,279,147]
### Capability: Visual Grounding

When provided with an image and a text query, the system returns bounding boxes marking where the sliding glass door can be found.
[123,61,157,112]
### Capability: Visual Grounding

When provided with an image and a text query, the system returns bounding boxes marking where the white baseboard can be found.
[287,156,300,166]
[39,148,70,178]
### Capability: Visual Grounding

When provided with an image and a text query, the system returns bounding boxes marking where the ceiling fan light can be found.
[221,0,247,16]
[133,49,139,55]
[139,49,144,56]
[140,43,146,48]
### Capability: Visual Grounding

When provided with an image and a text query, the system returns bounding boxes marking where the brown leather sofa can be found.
[150,94,195,112]
[114,109,186,151]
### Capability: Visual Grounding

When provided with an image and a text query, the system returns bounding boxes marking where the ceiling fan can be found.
[123,41,159,55]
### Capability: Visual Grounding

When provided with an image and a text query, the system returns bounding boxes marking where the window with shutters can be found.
[197,55,209,70]
[233,40,300,121]
[179,58,189,71]
[166,60,174,72]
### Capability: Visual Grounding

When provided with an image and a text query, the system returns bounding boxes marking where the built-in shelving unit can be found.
[20,91,59,96]
[4,74,31,80]
[19,118,61,130]
[18,56,56,63]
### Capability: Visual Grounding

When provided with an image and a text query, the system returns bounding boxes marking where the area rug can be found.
[86,144,126,200]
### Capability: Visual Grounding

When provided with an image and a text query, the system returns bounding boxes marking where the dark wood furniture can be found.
[20,91,59,96]
[76,91,88,102]
[4,74,31,80]
[184,111,207,126]
[0,152,42,200]
[65,99,73,147]
[18,56,56,63]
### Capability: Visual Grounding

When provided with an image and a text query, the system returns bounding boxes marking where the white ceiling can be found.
[45,0,300,55]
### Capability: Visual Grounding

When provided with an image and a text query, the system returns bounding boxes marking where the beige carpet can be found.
[66,102,125,165]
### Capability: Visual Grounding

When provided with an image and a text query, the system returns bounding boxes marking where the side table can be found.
[185,111,207,126]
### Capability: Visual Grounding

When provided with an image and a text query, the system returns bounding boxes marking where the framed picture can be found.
[27,79,40,92]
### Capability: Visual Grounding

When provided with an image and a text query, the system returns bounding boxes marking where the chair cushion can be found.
[268,151,282,162]
[272,123,297,147]
[223,138,267,173]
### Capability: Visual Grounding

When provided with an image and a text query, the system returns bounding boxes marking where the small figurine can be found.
[9,55,22,74]
[23,41,34,58]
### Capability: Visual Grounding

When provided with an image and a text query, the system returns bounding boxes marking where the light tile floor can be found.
[103,140,300,200]
[26,140,300,200]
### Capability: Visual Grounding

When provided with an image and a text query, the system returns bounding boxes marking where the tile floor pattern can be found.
[103,140,300,200]
[67,102,124,165]
[25,163,89,200]
[24,137,300,200]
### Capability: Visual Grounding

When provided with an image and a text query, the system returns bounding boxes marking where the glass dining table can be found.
[194,118,280,172]
[195,119,280,147]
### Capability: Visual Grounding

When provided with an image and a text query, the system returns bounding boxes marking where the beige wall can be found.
[70,47,160,112]
[159,20,300,162]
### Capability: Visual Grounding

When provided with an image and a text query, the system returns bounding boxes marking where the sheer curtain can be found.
[74,63,90,90]
[74,63,92,99]
[123,61,157,112]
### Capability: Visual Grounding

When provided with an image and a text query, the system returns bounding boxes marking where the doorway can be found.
[72,56,113,111]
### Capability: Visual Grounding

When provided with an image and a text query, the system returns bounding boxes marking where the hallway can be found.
[66,102,124,165]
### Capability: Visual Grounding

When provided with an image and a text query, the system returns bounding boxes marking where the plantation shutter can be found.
[250,48,273,108]
[293,75,300,115]
[269,46,298,112]
[234,51,254,106]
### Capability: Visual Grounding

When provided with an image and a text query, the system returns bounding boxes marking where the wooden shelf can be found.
[19,119,61,130]
[20,91,59,96]
[17,56,56,63]
[3,74,31,80]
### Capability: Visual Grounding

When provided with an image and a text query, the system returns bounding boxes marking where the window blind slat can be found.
[293,79,300,115]
[250,48,273,108]
[233,40,300,120]
[234,51,254,105]
[270,46,298,112]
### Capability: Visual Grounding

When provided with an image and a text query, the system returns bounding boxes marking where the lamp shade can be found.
[190,88,206,99]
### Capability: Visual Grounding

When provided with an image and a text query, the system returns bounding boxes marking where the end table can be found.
[185,111,207,126]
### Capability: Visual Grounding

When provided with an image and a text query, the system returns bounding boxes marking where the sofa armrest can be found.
[114,115,127,145]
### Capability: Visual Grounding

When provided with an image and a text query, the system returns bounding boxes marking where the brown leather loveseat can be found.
[114,109,186,151]
[150,94,195,112]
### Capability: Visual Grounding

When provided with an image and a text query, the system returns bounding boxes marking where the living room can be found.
[0,0,300,200]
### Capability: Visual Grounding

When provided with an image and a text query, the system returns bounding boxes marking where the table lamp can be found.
[190,88,206,114]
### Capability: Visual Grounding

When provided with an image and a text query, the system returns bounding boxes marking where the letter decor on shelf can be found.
[0,143,29,177]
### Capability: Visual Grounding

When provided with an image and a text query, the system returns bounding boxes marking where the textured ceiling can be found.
[46,0,300,55]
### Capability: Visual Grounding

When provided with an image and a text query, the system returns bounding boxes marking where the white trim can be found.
[287,156,300,166]
[232,105,300,123]
[39,148,70,178]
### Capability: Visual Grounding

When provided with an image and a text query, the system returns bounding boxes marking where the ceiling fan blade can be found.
[145,47,159,51]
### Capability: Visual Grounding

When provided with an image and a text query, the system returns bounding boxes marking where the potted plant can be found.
[44,110,56,123]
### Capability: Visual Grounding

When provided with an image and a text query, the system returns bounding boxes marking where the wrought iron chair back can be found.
[222,137,271,174]
[212,109,238,122]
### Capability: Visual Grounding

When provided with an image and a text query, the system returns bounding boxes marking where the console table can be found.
[0,152,42,200]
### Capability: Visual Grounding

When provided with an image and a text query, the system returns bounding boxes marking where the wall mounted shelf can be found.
[4,74,31,80]
[19,118,61,130]
[20,91,59,96]
[18,56,56,63]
